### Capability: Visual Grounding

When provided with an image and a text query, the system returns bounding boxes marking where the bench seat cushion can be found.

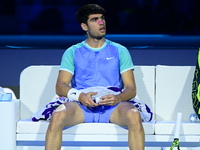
[155,121,200,135]
[17,119,155,135]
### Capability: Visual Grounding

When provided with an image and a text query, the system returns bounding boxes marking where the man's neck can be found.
[86,37,105,48]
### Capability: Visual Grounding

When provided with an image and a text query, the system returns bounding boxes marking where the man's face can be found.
[83,14,106,39]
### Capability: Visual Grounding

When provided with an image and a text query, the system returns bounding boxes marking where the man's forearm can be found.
[56,82,72,97]
[117,85,136,102]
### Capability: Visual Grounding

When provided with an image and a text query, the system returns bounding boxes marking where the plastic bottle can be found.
[0,86,5,94]
[189,113,198,123]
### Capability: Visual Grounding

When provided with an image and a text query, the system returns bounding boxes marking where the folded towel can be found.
[32,86,153,122]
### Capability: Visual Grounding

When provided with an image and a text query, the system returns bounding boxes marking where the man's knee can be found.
[54,104,66,112]
[126,108,142,127]
[49,107,68,130]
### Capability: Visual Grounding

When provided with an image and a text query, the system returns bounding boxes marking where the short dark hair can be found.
[76,4,106,24]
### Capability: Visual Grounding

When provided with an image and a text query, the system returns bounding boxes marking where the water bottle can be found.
[189,113,198,123]
[0,86,11,101]
[0,86,5,94]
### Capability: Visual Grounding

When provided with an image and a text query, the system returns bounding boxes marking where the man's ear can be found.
[81,23,88,31]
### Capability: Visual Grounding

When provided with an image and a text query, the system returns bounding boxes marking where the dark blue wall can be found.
[0,49,198,87]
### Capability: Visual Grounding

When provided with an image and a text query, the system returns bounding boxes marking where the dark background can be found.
[0,0,200,98]
[1,0,200,35]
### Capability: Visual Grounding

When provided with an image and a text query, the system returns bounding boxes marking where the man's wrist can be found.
[67,88,82,101]
[116,94,121,102]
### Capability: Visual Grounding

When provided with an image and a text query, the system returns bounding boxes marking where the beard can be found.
[87,29,106,40]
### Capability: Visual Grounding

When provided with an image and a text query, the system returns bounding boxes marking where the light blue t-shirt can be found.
[60,39,134,89]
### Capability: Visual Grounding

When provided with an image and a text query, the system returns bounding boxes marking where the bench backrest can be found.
[156,65,195,121]
[20,66,59,119]
[20,65,155,120]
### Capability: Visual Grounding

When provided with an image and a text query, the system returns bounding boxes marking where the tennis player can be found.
[45,4,145,150]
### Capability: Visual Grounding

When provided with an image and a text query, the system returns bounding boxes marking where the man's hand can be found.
[79,92,99,107]
[98,94,121,106]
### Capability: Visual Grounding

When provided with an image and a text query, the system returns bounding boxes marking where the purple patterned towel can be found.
[32,86,153,122]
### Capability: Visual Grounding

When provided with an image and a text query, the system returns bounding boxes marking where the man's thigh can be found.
[109,102,137,127]
[55,102,85,127]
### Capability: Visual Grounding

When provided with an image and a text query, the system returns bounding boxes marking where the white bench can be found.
[1,65,199,150]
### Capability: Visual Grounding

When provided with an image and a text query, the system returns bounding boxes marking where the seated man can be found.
[45,4,145,150]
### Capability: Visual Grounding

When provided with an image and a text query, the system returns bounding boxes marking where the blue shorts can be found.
[76,102,120,123]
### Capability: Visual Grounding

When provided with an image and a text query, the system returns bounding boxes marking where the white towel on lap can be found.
[32,86,153,122]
